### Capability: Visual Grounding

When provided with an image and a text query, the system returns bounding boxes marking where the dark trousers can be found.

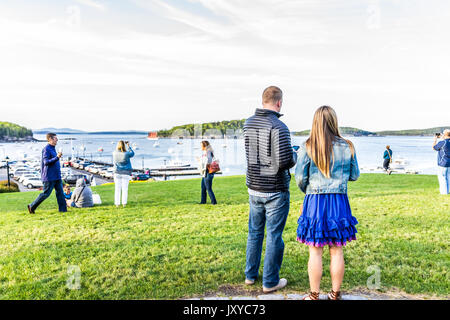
[201,172,217,204]
[30,179,67,212]
[383,159,391,170]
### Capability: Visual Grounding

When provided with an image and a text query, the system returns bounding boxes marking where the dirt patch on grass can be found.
[185,285,448,300]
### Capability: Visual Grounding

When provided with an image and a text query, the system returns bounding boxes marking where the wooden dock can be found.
[73,157,221,179]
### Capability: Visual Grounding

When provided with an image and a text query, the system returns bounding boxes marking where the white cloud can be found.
[75,0,106,11]
[0,0,449,132]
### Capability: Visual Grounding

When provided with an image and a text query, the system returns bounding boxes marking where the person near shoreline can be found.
[383,145,393,174]
[27,133,67,214]
[295,106,360,300]
[113,140,134,208]
[243,86,297,293]
[66,178,94,208]
[432,129,450,195]
[197,140,217,205]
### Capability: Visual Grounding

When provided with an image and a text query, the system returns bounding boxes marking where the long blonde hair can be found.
[116,140,127,152]
[306,106,355,178]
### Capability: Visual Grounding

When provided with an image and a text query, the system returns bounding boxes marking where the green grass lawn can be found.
[0,174,448,299]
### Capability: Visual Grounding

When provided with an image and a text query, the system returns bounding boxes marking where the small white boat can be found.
[391,158,409,170]
[153,142,160,148]
[164,159,191,168]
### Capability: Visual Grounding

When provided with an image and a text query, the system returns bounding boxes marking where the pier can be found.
[73,157,221,180]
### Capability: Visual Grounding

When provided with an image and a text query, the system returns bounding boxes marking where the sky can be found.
[0,0,449,132]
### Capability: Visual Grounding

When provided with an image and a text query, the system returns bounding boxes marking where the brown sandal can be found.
[303,291,320,300]
[327,290,342,300]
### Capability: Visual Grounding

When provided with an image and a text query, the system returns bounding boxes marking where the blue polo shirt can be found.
[433,139,450,167]
[41,144,62,182]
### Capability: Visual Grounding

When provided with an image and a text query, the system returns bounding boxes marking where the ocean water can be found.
[0,134,442,176]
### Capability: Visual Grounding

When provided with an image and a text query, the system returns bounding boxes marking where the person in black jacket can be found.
[243,86,297,293]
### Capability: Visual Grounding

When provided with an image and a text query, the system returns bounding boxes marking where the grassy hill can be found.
[0,174,448,299]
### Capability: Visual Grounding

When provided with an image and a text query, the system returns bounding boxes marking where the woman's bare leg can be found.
[308,245,323,292]
[329,245,345,292]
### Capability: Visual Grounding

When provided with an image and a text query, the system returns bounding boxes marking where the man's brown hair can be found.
[46,133,57,141]
[262,86,283,105]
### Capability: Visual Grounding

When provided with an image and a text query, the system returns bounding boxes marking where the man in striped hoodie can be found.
[243,86,297,293]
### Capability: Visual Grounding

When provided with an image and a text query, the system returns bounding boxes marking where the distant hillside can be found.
[33,128,87,134]
[293,127,376,136]
[33,128,147,135]
[0,122,34,142]
[87,131,147,135]
[375,127,448,136]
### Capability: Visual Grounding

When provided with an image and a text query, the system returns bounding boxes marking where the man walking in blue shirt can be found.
[28,133,67,214]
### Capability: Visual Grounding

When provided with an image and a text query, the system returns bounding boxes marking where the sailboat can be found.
[153,141,160,148]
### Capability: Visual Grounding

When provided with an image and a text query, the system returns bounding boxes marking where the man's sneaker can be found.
[27,205,35,214]
[245,279,255,285]
[262,278,287,293]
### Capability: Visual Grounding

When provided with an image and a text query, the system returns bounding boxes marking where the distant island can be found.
[157,119,246,138]
[33,128,147,135]
[23,123,450,139]
[0,122,35,143]
[292,127,376,136]
[375,127,448,136]
[158,121,448,138]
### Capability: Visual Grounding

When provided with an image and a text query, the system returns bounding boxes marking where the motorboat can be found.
[390,158,409,170]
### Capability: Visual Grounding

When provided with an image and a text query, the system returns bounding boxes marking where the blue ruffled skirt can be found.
[297,193,358,247]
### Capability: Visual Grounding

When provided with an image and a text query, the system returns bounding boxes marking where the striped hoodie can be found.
[244,108,297,193]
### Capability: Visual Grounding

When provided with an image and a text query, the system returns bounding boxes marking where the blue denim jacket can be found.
[295,138,360,194]
[113,147,135,175]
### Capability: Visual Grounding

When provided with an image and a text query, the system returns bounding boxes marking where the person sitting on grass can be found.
[63,184,72,200]
[66,178,94,208]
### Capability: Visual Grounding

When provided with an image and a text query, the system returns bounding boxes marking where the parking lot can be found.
[0,168,37,192]
[1,157,153,193]
[0,164,110,193]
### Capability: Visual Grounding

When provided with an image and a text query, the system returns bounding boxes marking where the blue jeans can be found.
[30,179,67,212]
[438,166,450,194]
[201,172,217,204]
[245,191,290,288]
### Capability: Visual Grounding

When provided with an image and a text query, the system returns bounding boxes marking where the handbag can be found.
[208,152,221,174]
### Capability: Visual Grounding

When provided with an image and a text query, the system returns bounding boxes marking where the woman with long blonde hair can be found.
[113,140,135,208]
[295,106,360,300]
